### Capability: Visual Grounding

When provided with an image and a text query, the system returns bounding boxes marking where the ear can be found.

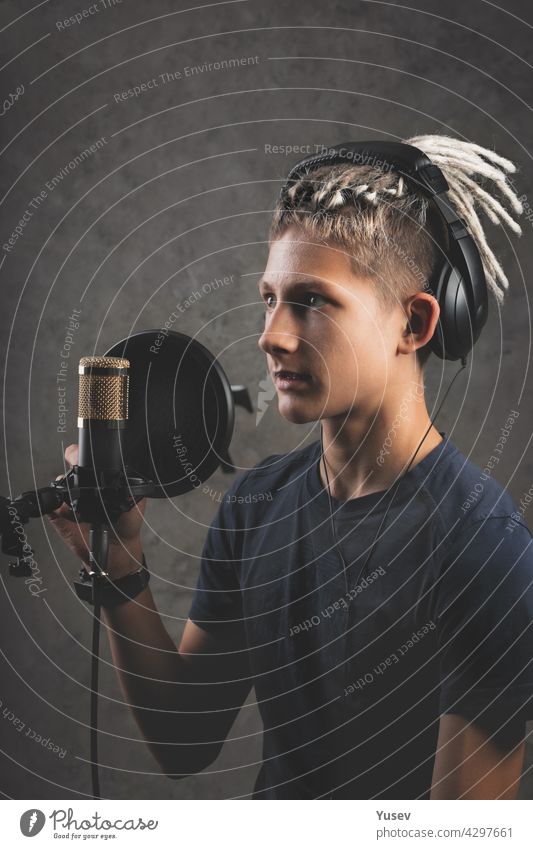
[398,292,440,355]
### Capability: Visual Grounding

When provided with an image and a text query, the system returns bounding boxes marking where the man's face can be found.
[257,226,404,424]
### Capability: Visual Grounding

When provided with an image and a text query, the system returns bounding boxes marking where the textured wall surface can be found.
[0,0,531,800]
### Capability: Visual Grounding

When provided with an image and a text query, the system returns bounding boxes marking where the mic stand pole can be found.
[87,521,110,801]
[87,522,109,603]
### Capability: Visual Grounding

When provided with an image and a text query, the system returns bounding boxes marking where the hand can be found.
[47,444,147,579]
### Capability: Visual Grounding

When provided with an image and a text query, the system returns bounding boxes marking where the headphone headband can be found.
[279,140,488,361]
[282,141,449,198]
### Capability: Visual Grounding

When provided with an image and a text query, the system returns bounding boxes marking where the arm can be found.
[430,713,526,799]
[433,517,533,798]
[101,563,253,779]
[49,443,253,778]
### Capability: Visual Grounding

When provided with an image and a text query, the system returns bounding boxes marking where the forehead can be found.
[263,229,354,285]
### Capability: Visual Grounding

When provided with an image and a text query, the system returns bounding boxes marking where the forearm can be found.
[99,549,212,775]
[431,714,526,799]
[98,541,184,706]
[102,584,185,714]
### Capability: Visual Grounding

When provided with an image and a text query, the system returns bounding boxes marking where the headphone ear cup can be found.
[426,261,448,360]
[428,260,474,361]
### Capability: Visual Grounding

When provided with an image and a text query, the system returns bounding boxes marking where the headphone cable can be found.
[319,357,468,696]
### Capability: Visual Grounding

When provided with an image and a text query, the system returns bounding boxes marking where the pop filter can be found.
[104,330,235,498]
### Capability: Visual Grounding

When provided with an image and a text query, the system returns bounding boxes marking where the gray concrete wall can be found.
[0,0,531,799]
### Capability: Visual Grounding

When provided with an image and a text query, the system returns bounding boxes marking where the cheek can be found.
[351,313,395,362]
[322,323,391,393]
[309,309,391,371]
[330,324,381,368]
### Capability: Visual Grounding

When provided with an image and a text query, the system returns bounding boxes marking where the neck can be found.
[319,391,443,502]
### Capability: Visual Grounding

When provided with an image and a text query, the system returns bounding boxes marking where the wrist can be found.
[80,541,142,580]
[106,540,143,579]
[74,551,150,608]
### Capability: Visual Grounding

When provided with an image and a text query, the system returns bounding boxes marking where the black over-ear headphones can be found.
[280,141,489,361]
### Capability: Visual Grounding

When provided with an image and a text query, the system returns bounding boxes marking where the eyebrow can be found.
[258,278,332,292]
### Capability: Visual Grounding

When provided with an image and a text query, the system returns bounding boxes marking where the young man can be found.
[50,135,533,799]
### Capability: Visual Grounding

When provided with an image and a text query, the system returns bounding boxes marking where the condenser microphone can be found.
[60,331,249,513]
[78,356,130,477]
[72,356,138,527]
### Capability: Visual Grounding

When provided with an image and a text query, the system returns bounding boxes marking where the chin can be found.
[277,398,321,425]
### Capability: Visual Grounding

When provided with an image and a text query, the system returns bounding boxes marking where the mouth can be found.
[273,370,312,390]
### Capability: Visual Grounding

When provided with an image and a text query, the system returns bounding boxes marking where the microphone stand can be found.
[0,468,153,800]
[1,340,250,801]
[64,464,150,801]
[87,522,109,801]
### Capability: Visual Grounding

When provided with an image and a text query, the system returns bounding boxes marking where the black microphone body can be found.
[75,356,131,526]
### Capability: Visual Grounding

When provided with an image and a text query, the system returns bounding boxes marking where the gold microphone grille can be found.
[78,357,129,421]
[79,357,130,369]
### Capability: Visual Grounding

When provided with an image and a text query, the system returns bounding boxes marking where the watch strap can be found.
[73,552,150,608]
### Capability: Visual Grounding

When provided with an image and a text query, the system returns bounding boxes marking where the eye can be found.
[302,293,327,309]
[261,292,327,310]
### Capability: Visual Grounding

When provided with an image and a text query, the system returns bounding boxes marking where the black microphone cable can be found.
[90,581,102,799]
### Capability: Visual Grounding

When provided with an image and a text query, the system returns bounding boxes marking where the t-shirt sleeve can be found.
[188,483,245,639]
[435,515,533,734]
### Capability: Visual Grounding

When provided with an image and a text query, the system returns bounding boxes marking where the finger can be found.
[65,443,78,466]
[47,503,78,523]
[132,497,147,515]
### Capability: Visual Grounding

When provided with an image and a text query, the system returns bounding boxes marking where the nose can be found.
[258,303,300,356]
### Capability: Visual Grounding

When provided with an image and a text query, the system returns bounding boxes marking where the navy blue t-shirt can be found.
[188,431,533,799]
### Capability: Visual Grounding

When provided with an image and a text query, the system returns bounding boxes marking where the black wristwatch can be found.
[73,552,150,609]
